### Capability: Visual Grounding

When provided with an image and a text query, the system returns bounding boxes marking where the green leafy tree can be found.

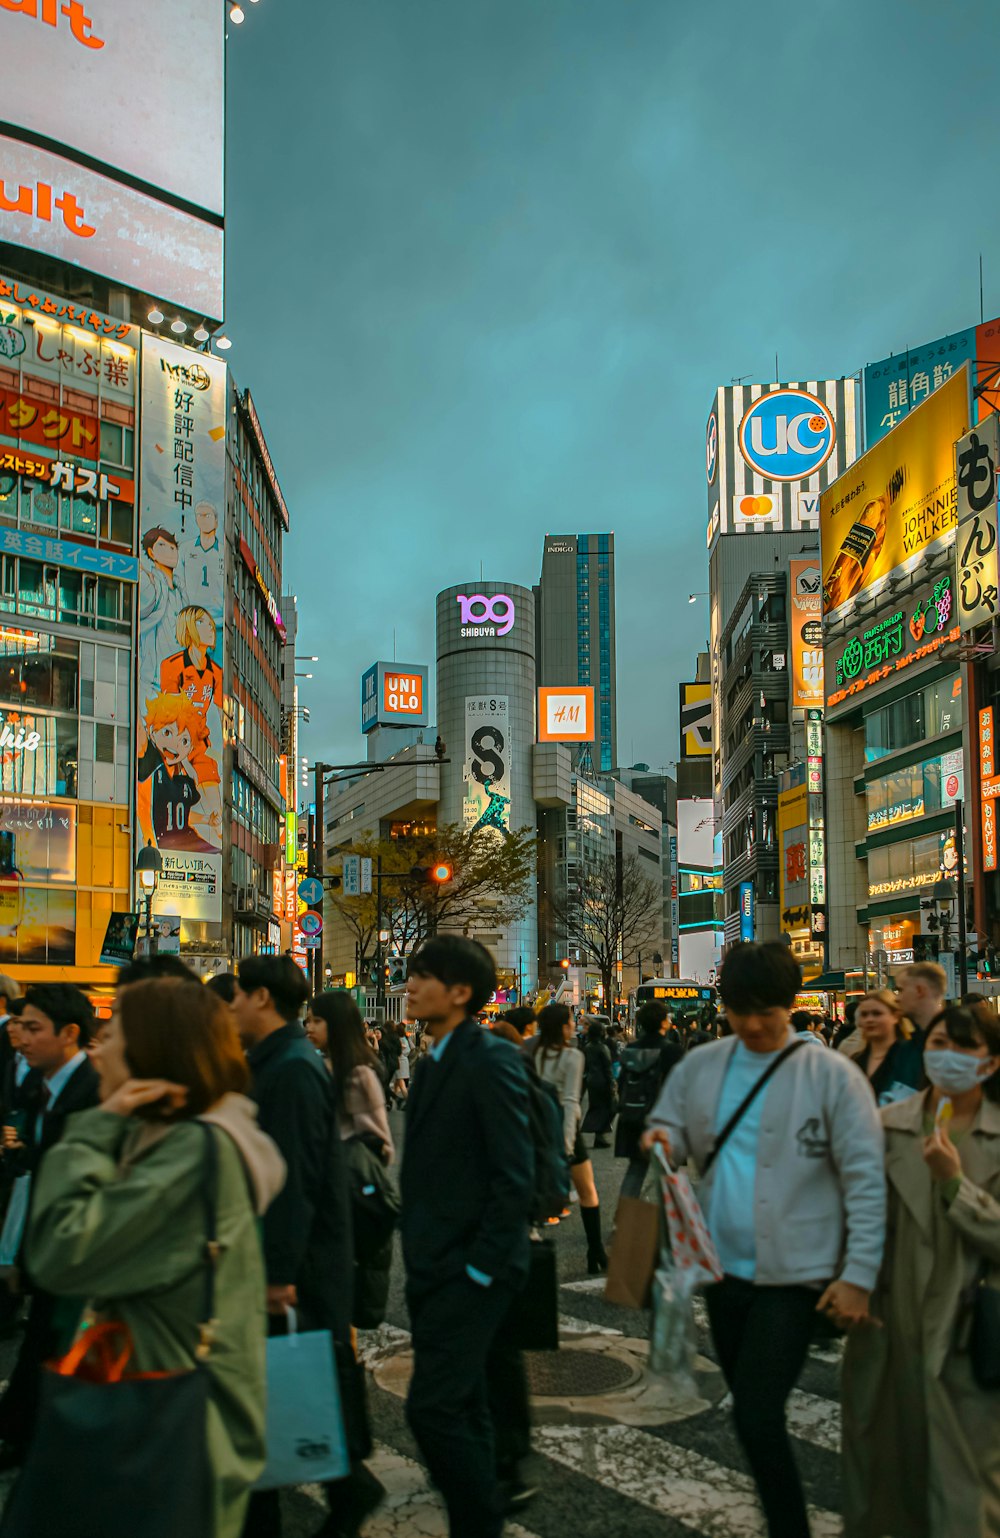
[326,824,536,979]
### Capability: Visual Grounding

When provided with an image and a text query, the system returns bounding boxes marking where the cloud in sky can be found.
[225,0,1000,777]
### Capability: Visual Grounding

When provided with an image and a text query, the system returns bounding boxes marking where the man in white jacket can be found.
[643,942,885,1538]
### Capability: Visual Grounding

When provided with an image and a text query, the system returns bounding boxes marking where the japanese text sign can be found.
[537,685,595,743]
[981,708,997,873]
[789,558,823,709]
[955,418,1000,634]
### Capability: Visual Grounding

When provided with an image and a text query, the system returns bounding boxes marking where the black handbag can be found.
[962,1258,1000,1390]
[0,1124,221,1538]
[503,1237,559,1353]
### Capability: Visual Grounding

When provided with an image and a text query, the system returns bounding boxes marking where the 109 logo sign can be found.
[456,593,515,637]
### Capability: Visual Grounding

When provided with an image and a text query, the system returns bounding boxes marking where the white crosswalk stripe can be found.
[535,1423,842,1538]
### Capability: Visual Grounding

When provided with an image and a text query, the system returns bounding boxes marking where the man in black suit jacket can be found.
[0,983,99,1463]
[401,938,535,1538]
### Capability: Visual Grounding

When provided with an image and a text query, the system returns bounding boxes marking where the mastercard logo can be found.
[738,496,777,519]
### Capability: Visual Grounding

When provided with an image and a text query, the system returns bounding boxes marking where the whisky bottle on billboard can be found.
[822,467,905,610]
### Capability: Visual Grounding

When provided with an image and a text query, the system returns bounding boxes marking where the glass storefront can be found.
[866,753,956,832]
[0,555,131,636]
[865,674,962,763]
[868,830,952,900]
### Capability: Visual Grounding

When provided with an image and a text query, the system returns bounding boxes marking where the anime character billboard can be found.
[137,336,226,924]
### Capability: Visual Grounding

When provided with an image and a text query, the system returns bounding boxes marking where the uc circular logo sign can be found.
[705,411,718,485]
[737,389,836,482]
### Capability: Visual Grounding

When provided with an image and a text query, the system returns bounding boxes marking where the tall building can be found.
[0,6,293,991]
[675,659,723,979]
[227,388,288,960]
[535,534,617,772]
[705,378,857,950]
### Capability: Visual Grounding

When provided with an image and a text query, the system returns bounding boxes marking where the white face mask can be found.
[924,1048,995,1096]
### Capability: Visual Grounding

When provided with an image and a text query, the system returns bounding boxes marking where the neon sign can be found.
[456,594,515,638]
[827,576,957,708]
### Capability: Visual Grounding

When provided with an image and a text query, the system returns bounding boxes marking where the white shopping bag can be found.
[253,1311,350,1490]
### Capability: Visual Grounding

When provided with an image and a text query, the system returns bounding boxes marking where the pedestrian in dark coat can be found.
[0,984,100,1464]
[234,955,380,1538]
[401,937,535,1538]
[614,1001,683,1163]
[581,1020,616,1148]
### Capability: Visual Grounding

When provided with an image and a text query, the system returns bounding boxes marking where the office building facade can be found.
[535,533,617,772]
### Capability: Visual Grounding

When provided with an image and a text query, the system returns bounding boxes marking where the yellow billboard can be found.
[821,366,970,618]
[680,682,712,757]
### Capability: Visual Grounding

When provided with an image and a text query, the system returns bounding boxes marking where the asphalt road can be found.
[0,1113,845,1537]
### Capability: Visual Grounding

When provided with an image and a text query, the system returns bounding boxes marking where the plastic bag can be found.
[648,1261,698,1394]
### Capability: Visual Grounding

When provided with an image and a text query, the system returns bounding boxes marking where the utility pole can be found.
[311,761,331,994]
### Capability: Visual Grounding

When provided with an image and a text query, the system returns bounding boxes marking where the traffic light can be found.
[560,958,570,970]
[410,862,453,886]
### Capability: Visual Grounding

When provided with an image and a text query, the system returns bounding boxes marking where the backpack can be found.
[524,1067,571,1223]
[617,1046,665,1127]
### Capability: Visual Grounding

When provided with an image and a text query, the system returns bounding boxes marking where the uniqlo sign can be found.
[537,686,596,743]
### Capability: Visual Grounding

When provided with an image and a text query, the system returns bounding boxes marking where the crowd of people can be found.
[0,945,993,1537]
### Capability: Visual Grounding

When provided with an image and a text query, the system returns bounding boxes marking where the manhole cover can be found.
[525,1348,640,1398]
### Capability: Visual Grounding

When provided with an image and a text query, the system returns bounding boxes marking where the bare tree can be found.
[551,851,662,1007]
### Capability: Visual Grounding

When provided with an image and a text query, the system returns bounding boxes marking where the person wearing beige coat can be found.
[842,1002,1000,1538]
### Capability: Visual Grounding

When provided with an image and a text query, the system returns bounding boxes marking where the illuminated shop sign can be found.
[456,593,515,638]
[827,575,959,708]
[0,524,137,582]
[360,662,429,732]
[239,537,285,641]
[0,276,135,343]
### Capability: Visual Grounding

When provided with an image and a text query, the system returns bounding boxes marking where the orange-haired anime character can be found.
[137,692,222,852]
[159,606,223,718]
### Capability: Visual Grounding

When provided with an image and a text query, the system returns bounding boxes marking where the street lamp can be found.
[688,592,709,604]
[135,841,163,954]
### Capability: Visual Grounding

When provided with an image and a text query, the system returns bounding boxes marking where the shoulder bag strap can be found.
[195,1120,221,1361]
[702,1039,806,1178]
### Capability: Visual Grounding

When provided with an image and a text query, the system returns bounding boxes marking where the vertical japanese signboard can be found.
[137,337,227,925]
[789,558,823,708]
[955,419,1000,634]
[981,708,998,874]
[464,698,511,836]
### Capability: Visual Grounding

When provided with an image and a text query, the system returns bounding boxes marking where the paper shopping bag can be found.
[253,1321,350,1490]
[604,1194,662,1309]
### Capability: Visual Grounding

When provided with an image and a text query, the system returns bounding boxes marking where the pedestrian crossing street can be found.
[282,1275,846,1538]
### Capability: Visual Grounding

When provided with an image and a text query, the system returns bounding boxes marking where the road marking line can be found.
[535,1423,842,1537]
[301,1442,540,1536]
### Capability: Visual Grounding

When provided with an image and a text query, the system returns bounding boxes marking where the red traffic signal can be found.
[560,958,570,970]
[410,862,454,886]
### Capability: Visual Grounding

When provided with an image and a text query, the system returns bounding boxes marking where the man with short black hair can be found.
[233,955,374,1538]
[0,984,99,1463]
[402,936,535,1538]
[643,942,885,1538]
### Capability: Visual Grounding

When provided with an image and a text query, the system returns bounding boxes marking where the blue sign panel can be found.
[297,875,324,906]
[0,525,139,582]
[739,881,755,942]
[863,324,975,449]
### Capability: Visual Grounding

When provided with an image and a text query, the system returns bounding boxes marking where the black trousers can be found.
[0,1289,57,1451]
[486,1323,531,1477]
[406,1274,515,1538]
[704,1275,820,1538]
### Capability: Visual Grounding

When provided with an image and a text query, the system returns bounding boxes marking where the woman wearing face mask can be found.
[841,1002,1000,1537]
[851,990,923,1106]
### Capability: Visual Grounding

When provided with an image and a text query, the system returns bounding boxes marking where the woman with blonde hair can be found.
[852,988,923,1106]
[159,605,223,718]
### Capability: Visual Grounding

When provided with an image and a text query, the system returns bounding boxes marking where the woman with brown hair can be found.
[842,1002,1000,1537]
[22,979,286,1538]
[852,988,923,1106]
